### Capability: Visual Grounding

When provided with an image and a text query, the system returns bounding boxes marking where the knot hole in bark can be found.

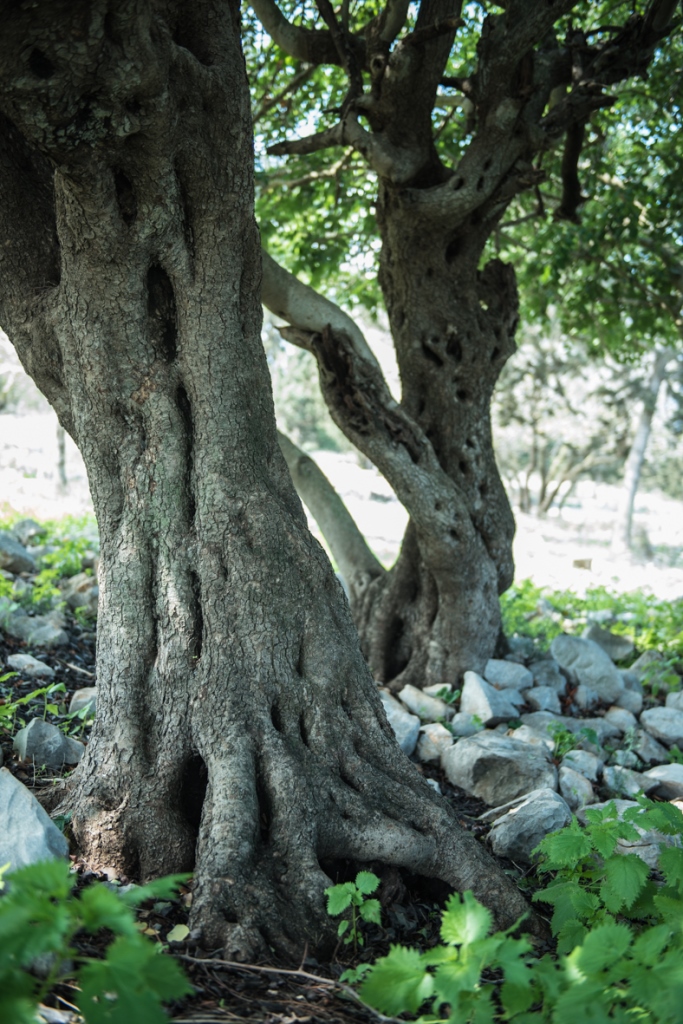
[176,384,196,524]
[114,169,137,224]
[28,48,55,79]
[147,264,177,361]
[189,569,203,661]
[179,753,208,841]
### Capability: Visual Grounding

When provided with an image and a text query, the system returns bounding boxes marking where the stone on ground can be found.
[460,671,524,726]
[398,684,453,722]
[449,712,482,737]
[614,688,643,715]
[559,766,595,810]
[561,749,603,782]
[379,692,420,756]
[6,654,55,679]
[416,723,453,763]
[13,719,86,769]
[602,765,659,798]
[488,788,572,864]
[69,687,97,716]
[522,686,562,714]
[640,707,683,748]
[665,692,683,713]
[0,767,69,870]
[582,624,634,662]
[4,611,68,647]
[529,659,567,693]
[441,731,557,806]
[0,531,37,574]
[642,764,683,799]
[483,659,533,690]
[550,635,624,703]
[604,706,638,733]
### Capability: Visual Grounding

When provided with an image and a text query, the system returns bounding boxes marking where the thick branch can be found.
[277,431,385,588]
[250,0,365,67]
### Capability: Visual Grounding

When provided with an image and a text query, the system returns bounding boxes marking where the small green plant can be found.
[325,871,381,950]
[0,859,192,1024]
[435,687,461,706]
[0,684,66,737]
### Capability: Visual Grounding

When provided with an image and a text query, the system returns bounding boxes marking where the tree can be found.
[250,0,680,688]
[0,0,530,960]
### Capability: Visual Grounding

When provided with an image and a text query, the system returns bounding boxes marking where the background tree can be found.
[0,0,530,962]
[251,0,679,689]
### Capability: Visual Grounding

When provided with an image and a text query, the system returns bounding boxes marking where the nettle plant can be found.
[347,799,683,1023]
[325,871,381,951]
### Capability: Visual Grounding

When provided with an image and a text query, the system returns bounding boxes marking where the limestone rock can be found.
[449,712,482,737]
[12,519,47,547]
[69,687,97,717]
[60,572,99,615]
[522,686,561,714]
[604,706,638,733]
[560,749,603,782]
[614,688,643,715]
[489,788,572,864]
[642,764,683,800]
[460,672,524,726]
[564,717,621,745]
[441,732,557,806]
[13,719,86,769]
[6,654,55,679]
[574,684,600,711]
[529,660,567,694]
[0,531,36,574]
[582,624,634,662]
[559,766,594,810]
[416,723,454,763]
[508,724,555,751]
[665,692,683,713]
[630,650,670,692]
[483,659,533,691]
[0,768,69,870]
[423,683,453,699]
[4,612,68,647]
[398,684,453,722]
[550,635,624,704]
[379,692,420,756]
[631,728,669,766]
[640,707,683,748]
[603,765,659,799]
[579,799,681,868]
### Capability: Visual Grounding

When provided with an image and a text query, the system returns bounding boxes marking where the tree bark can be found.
[612,348,674,552]
[0,0,533,961]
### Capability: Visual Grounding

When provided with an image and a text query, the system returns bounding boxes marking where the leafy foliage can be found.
[325,871,381,950]
[0,860,192,1024]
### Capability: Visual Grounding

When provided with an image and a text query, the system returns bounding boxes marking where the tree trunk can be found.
[612,349,673,552]
[0,0,532,962]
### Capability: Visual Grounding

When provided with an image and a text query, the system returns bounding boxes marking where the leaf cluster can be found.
[0,859,192,1024]
[325,870,381,949]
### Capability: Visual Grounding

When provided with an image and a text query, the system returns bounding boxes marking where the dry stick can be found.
[54,659,95,678]
[177,955,400,1024]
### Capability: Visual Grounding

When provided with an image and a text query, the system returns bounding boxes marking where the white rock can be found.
[665,692,683,713]
[621,670,644,693]
[69,687,97,716]
[460,671,524,726]
[521,711,565,733]
[441,732,557,806]
[6,654,55,679]
[489,788,572,864]
[380,692,420,756]
[565,717,621,745]
[604,706,638,733]
[641,707,683,748]
[508,724,555,751]
[0,531,37,574]
[630,650,669,690]
[522,686,561,714]
[642,764,683,800]
[0,768,69,870]
[582,624,634,662]
[550,635,624,704]
[4,613,68,648]
[449,712,482,737]
[426,778,441,795]
[631,728,669,765]
[614,688,643,715]
[423,683,453,698]
[398,684,452,722]
[560,749,603,782]
[573,684,600,711]
[483,659,533,690]
[559,767,595,810]
[416,723,454,762]
[60,572,99,614]
[529,660,567,694]
[603,765,659,798]
[13,719,86,769]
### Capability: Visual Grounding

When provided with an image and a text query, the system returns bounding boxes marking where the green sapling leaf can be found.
[325,883,355,916]
[354,871,380,896]
[600,855,649,913]
[359,945,433,1016]
[359,898,381,926]
[440,891,492,945]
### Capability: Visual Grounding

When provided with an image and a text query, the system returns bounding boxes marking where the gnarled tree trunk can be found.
[0,0,531,961]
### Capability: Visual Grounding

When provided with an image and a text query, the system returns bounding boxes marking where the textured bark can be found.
[0,0,534,961]
[260,0,677,688]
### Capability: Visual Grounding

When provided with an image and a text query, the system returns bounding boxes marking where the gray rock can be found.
[426,778,441,795]
[640,707,683,748]
[483,659,533,690]
[449,712,482,737]
[666,692,683,713]
[68,687,97,717]
[561,749,604,782]
[631,728,670,766]
[0,531,36,574]
[489,788,572,864]
[621,670,644,693]
[582,624,634,662]
[416,723,454,762]
[522,686,562,714]
[521,711,565,733]
[550,635,624,704]
[460,672,524,726]
[508,724,555,751]
[609,749,641,769]
[564,717,621,745]
[630,650,671,692]
[603,765,659,798]
[60,572,99,615]
[12,519,47,547]
[13,719,86,769]
[579,799,681,868]
[614,688,643,715]
[604,706,638,733]
[0,768,69,870]
[423,683,453,699]
[398,684,453,722]
[4,612,68,647]
[529,660,567,694]
[559,766,595,810]
[507,636,536,659]
[642,764,683,799]
[380,692,420,756]
[6,654,55,679]
[574,684,600,711]
[441,732,557,806]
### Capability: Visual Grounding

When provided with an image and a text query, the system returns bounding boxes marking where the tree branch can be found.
[253,63,316,125]
[250,0,366,67]
[277,431,385,591]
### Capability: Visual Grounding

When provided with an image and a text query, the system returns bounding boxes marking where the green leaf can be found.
[325,882,355,916]
[359,898,381,926]
[354,871,380,896]
[440,891,492,946]
[118,874,191,907]
[599,855,650,913]
[631,923,673,966]
[337,919,349,937]
[359,945,433,1016]
[659,845,683,891]
[555,918,588,956]
[535,819,592,867]
[79,885,139,937]
[572,921,632,975]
